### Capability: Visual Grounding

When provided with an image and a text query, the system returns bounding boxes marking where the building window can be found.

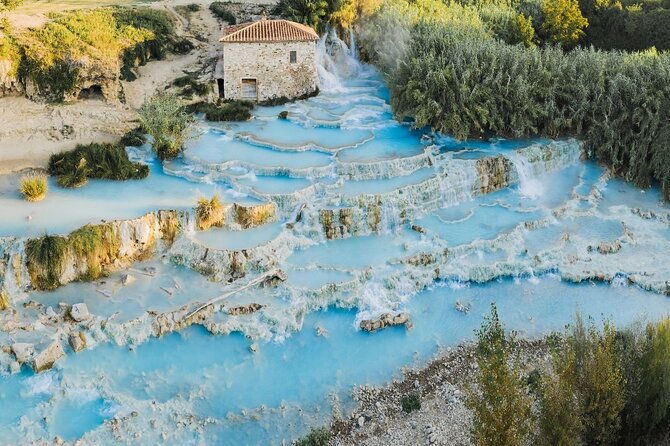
[290,51,297,63]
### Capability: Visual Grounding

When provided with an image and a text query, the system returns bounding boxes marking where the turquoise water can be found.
[0,34,669,445]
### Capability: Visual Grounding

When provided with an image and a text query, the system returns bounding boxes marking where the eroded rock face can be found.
[24,211,185,291]
[360,312,411,333]
[233,203,277,229]
[597,240,622,254]
[33,341,65,373]
[476,155,513,194]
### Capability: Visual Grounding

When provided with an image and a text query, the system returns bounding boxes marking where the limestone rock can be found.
[360,312,411,333]
[597,240,622,255]
[33,341,65,373]
[228,303,264,316]
[68,332,87,353]
[11,342,34,363]
[476,155,512,194]
[70,303,91,322]
[260,269,287,288]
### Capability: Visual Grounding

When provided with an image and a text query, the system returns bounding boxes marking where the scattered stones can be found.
[278,111,288,119]
[597,240,622,255]
[454,300,471,314]
[33,341,65,373]
[227,303,264,316]
[411,224,426,234]
[70,303,91,322]
[11,342,34,363]
[68,332,87,353]
[121,274,136,286]
[315,325,329,337]
[360,312,411,333]
[249,343,258,353]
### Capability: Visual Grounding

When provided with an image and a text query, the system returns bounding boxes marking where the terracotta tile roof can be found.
[220,19,319,43]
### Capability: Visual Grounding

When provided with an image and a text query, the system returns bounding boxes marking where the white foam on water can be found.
[22,371,58,397]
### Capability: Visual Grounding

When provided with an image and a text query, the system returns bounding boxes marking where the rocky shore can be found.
[329,340,550,446]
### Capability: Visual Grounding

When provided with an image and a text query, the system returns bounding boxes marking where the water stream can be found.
[0,32,669,445]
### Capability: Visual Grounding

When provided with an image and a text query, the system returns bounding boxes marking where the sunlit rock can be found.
[70,303,91,322]
[33,340,65,373]
[68,331,87,353]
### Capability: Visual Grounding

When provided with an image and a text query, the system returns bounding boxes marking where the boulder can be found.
[360,312,411,332]
[68,332,87,353]
[70,303,91,322]
[11,342,34,363]
[33,341,65,373]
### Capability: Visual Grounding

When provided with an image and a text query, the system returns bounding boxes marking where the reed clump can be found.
[19,174,48,202]
[196,195,224,231]
[25,234,68,291]
[48,143,149,188]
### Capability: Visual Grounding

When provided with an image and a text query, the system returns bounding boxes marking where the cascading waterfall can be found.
[509,152,545,199]
[315,29,363,92]
[349,27,359,61]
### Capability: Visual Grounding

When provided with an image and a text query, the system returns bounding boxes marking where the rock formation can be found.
[360,312,411,332]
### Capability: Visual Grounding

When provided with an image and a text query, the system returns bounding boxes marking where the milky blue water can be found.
[1,37,669,446]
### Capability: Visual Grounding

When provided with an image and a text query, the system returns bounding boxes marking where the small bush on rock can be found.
[209,2,236,23]
[401,392,421,413]
[20,174,48,202]
[195,195,224,230]
[184,100,254,121]
[295,427,330,446]
[138,92,194,160]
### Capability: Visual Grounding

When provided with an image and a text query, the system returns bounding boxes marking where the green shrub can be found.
[400,392,421,413]
[620,318,670,442]
[259,88,319,106]
[139,92,194,160]
[272,0,328,29]
[25,234,68,291]
[184,100,254,121]
[113,7,179,81]
[294,427,330,446]
[19,174,48,202]
[209,1,237,23]
[119,127,147,147]
[466,303,532,446]
[174,75,210,97]
[175,3,202,19]
[48,143,149,187]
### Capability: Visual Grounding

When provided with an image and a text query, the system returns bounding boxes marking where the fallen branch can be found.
[183,269,281,321]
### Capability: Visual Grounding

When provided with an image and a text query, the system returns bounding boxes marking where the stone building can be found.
[218,17,319,102]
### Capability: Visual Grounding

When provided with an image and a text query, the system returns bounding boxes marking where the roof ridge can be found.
[220,18,319,43]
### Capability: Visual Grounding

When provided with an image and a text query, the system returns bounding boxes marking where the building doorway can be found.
[241,79,257,101]
[217,78,224,98]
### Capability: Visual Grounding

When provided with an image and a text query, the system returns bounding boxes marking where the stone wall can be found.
[221,40,318,101]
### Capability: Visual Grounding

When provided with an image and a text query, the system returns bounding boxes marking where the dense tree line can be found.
[357,0,670,199]
[469,305,670,445]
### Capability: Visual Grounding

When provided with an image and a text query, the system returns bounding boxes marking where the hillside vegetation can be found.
[1,7,184,101]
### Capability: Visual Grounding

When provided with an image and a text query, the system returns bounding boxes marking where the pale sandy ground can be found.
[0,0,268,174]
